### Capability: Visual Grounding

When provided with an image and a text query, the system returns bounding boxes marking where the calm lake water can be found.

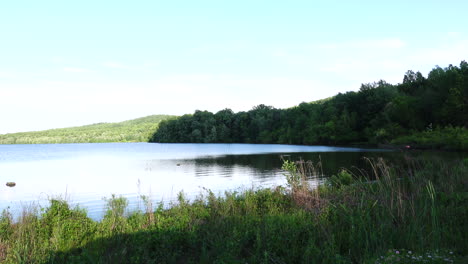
[0,143,460,220]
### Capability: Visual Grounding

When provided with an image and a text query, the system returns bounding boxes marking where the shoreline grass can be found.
[0,157,466,263]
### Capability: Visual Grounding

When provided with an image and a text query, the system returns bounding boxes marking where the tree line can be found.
[150,62,467,150]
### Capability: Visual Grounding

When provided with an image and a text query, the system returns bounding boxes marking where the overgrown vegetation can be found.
[391,126,468,151]
[0,115,174,144]
[0,157,466,263]
[151,62,468,150]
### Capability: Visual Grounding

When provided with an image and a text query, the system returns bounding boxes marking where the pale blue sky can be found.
[1,0,467,133]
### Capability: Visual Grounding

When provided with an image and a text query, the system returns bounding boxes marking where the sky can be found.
[1,0,467,134]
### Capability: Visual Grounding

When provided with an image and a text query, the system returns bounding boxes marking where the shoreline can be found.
[0,158,466,263]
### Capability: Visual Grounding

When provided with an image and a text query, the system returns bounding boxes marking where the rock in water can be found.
[6,182,16,187]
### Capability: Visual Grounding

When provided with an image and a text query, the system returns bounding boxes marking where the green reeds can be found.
[0,157,465,263]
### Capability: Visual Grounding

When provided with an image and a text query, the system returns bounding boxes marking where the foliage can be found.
[391,126,468,150]
[151,61,468,150]
[1,61,466,149]
[373,249,458,264]
[327,169,354,189]
[0,158,466,263]
[281,160,301,189]
[0,115,174,144]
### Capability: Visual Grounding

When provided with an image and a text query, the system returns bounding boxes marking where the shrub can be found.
[327,169,354,189]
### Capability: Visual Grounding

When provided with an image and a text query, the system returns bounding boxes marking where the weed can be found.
[0,158,465,263]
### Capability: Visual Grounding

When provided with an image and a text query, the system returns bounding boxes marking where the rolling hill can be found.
[0,115,175,144]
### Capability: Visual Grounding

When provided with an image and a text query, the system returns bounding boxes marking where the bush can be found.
[327,169,354,189]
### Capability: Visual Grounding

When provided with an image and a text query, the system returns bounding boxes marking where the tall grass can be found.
[0,157,466,263]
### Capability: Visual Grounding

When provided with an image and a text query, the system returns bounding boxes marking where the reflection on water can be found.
[0,143,460,220]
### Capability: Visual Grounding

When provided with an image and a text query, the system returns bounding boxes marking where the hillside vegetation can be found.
[2,61,466,148]
[151,62,468,150]
[0,115,174,144]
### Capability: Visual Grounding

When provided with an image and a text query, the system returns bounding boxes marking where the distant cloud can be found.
[63,67,91,73]
[447,31,461,38]
[102,62,128,69]
[0,71,16,78]
[319,38,406,50]
[407,38,468,66]
[50,57,65,64]
[318,35,468,85]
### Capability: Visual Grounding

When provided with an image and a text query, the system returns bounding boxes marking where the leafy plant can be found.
[327,169,354,189]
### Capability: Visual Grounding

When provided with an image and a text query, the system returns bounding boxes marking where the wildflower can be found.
[395,250,400,254]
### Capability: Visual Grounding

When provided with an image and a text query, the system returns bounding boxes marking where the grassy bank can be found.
[391,126,468,151]
[0,115,174,144]
[0,158,466,263]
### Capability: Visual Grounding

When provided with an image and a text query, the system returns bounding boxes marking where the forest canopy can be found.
[1,62,466,149]
[150,62,468,150]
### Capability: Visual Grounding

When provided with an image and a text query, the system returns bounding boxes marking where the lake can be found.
[0,143,459,220]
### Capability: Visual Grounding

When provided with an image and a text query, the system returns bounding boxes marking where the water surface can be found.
[0,143,455,220]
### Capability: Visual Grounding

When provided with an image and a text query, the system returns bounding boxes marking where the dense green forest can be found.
[151,62,468,150]
[0,115,174,144]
